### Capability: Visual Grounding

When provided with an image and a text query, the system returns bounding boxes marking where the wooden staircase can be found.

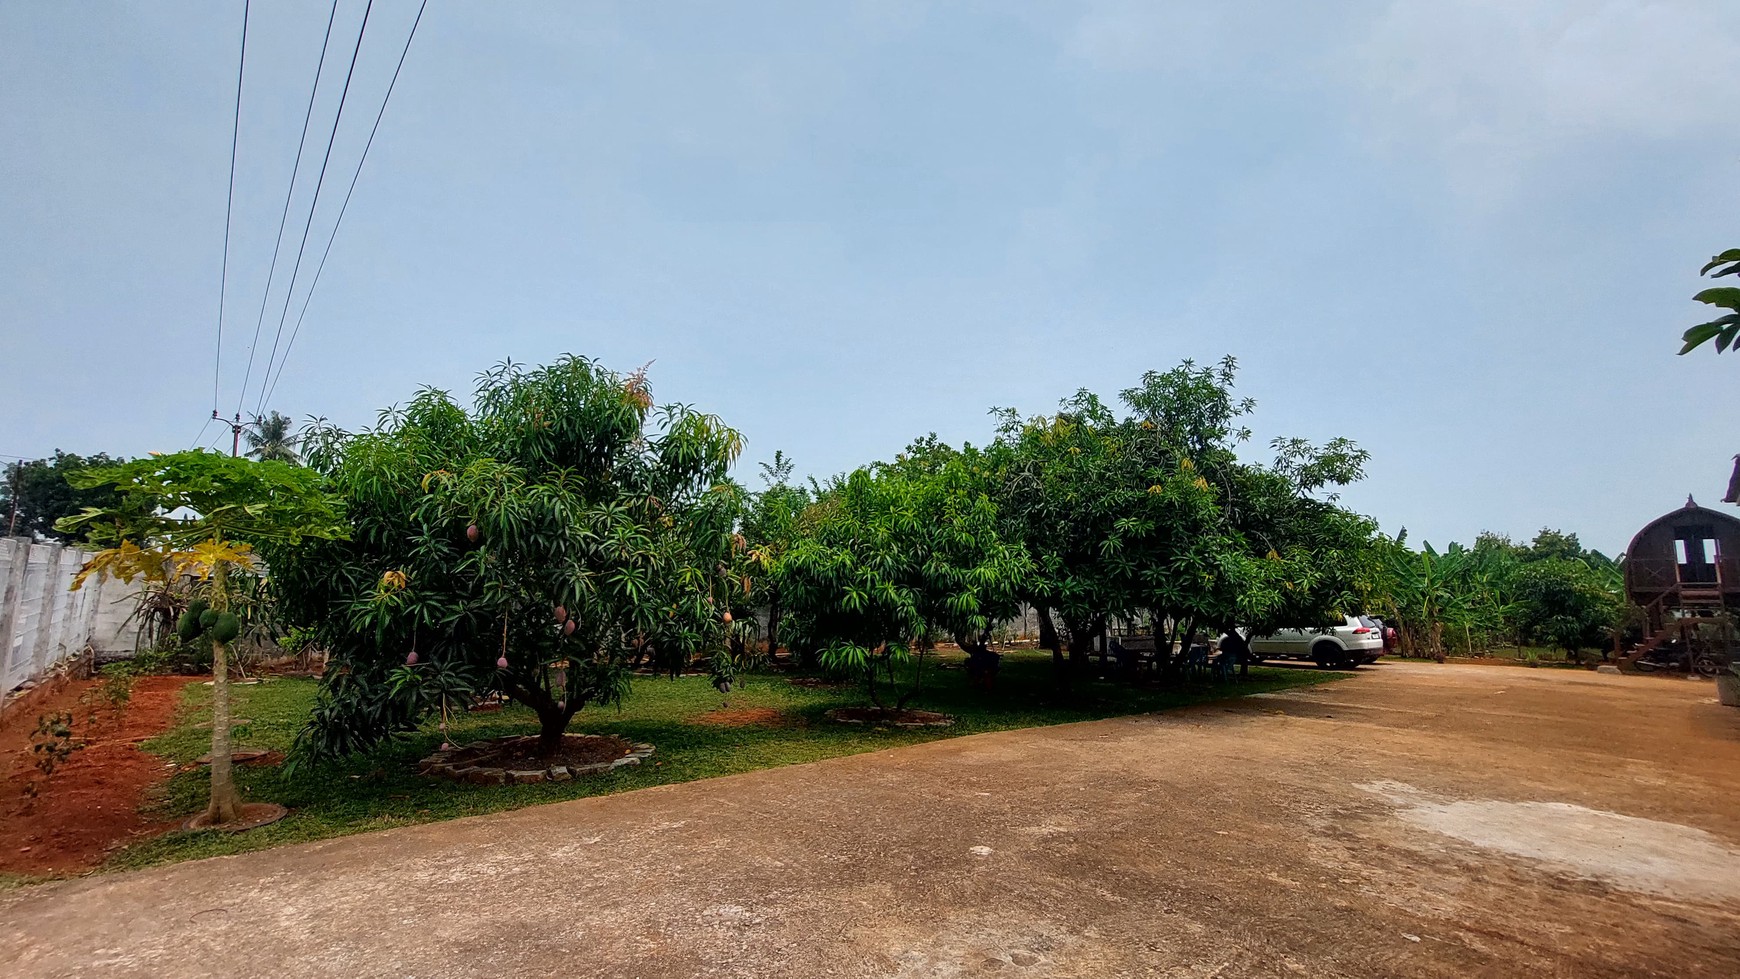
[1617,594,1675,672]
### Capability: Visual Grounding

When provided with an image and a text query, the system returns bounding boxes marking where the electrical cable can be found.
[249,0,375,416]
[210,0,251,413]
[232,0,341,421]
[260,0,427,411]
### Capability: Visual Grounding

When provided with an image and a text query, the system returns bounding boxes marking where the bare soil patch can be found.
[826,706,953,728]
[444,734,632,773]
[0,675,196,876]
[1361,779,1740,904]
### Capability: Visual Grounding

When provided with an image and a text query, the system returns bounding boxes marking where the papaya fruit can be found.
[210,612,242,644]
[199,608,219,630]
[176,610,200,641]
[187,597,209,617]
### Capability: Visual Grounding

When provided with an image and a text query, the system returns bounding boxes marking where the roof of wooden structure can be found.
[1624,496,1740,559]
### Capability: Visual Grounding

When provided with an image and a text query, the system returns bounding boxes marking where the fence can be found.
[0,537,140,692]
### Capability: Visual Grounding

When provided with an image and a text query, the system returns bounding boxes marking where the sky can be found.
[3,0,1738,556]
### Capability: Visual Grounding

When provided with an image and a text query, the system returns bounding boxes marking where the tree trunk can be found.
[535,709,571,758]
[766,596,782,661]
[204,560,243,825]
[1061,613,1099,681]
[507,676,576,759]
[957,626,1000,690]
[1036,604,1064,675]
[897,641,928,709]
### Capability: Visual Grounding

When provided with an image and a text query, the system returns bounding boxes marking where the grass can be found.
[107,652,1345,873]
[0,870,47,893]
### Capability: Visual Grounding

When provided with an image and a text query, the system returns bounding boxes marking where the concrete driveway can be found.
[3,662,1737,978]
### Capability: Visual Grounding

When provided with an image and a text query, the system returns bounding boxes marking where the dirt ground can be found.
[0,675,195,876]
[2,662,1737,978]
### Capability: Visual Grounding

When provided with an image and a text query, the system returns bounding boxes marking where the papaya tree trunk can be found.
[204,560,243,825]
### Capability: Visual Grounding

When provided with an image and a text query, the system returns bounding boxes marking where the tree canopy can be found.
[776,453,1030,707]
[274,357,743,759]
[245,411,302,464]
[989,357,1377,676]
[3,450,128,542]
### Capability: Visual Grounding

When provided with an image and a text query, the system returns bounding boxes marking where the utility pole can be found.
[213,410,246,457]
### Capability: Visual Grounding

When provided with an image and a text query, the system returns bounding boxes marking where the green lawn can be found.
[110,653,1344,873]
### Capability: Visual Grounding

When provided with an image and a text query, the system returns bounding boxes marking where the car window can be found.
[1357,616,1379,629]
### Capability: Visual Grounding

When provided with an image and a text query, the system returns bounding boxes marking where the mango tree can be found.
[1510,558,1622,664]
[58,451,346,827]
[992,358,1378,679]
[989,390,1146,678]
[273,357,742,760]
[777,459,1029,710]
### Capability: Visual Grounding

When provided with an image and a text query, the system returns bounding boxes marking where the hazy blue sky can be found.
[4,1,1737,554]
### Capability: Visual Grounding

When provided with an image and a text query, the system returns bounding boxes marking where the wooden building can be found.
[1622,496,1740,656]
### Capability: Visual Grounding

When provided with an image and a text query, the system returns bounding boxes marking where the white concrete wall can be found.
[0,537,143,691]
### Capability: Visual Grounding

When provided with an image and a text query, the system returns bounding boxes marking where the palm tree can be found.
[244,411,301,464]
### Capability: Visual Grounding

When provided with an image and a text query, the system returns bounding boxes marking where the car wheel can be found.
[1312,642,1344,669]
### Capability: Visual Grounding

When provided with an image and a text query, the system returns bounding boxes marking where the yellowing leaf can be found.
[175,540,255,581]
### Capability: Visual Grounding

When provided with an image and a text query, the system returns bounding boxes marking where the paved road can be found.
[4,663,1738,978]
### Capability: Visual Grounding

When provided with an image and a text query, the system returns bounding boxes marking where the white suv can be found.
[1247,615,1385,669]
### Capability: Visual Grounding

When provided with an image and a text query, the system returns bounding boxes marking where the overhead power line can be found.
[232,0,341,421]
[247,0,376,417]
[210,0,251,413]
[260,0,428,411]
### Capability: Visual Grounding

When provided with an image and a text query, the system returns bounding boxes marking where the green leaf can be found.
[1700,249,1740,276]
[1692,287,1740,311]
[1679,314,1740,355]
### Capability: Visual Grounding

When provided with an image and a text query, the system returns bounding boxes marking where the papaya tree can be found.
[778,458,1030,710]
[1679,248,1740,355]
[57,451,346,828]
[273,357,742,760]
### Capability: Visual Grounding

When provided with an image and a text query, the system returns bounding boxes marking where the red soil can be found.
[0,675,196,876]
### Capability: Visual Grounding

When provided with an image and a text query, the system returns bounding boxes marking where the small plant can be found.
[24,711,81,797]
[277,624,324,671]
[80,665,135,724]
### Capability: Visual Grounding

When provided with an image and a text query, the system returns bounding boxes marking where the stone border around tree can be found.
[419,738,655,786]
